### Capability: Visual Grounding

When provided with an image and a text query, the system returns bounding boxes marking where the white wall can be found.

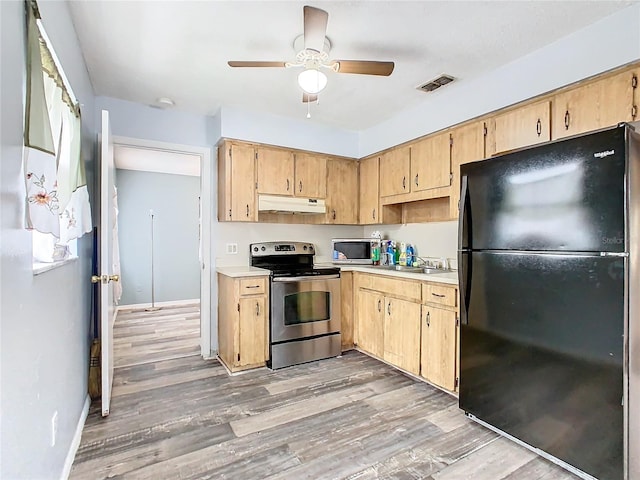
[358,4,640,157]
[220,105,359,157]
[363,222,458,268]
[1,1,96,478]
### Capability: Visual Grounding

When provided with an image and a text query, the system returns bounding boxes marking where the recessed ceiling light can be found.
[156,97,175,108]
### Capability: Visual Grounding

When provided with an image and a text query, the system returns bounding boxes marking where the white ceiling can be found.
[68,1,633,131]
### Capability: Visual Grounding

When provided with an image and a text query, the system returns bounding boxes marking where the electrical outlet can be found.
[51,411,58,447]
[226,243,238,254]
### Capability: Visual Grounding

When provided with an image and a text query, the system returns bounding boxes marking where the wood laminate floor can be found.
[114,303,200,368]
[71,350,581,480]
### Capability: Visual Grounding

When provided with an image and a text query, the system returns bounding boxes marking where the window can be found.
[24,1,91,271]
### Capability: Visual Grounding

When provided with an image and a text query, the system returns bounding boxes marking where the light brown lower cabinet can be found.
[340,271,354,350]
[354,272,459,393]
[383,297,421,375]
[217,273,269,372]
[420,305,457,391]
[356,289,385,358]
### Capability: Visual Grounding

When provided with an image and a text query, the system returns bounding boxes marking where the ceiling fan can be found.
[227,5,395,104]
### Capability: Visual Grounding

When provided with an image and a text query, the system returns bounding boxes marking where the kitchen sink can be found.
[373,265,454,275]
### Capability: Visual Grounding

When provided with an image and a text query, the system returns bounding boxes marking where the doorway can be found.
[111,136,211,364]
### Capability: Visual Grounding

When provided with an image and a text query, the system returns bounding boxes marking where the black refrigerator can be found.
[458,124,640,480]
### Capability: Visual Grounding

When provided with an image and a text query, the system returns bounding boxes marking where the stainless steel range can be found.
[250,242,341,369]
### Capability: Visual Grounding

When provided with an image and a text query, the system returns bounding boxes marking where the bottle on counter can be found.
[387,241,395,265]
[393,242,400,265]
[399,242,407,266]
[371,239,381,265]
[406,244,414,267]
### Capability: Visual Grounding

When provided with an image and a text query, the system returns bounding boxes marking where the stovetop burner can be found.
[250,241,337,277]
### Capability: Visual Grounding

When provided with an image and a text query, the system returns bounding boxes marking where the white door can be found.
[100,110,117,417]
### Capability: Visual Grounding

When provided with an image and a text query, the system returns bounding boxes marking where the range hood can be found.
[258,195,326,214]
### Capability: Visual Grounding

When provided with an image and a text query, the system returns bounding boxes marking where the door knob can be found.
[109,275,120,282]
[91,274,120,284]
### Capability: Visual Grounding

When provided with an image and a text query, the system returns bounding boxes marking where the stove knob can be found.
[292,246,296,251]
[303,245,308,251]
[261,246,266,251]
[253,247,258,252]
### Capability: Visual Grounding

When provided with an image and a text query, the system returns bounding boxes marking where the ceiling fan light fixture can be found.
[298,68,327,94]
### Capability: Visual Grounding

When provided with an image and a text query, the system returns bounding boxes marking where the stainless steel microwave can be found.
[331,238,376,264]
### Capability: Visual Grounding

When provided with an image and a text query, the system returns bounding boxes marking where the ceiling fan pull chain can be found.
[307,99,311,119]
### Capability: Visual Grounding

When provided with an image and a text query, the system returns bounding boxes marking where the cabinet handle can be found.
[377,299,381,312]
[564,110,570,130]
[299,180,303,193]
[228,208,232,219]
[372,209,376,221]
[246,285,260,289]
[431,292,446,298]
[246,204,249,217]
[415,173,419,187]
[256,302,260,316]
[387,302,391,316]
[536,118,542,137]
[332,209,336,220]
[402,176,406,190]
[286,178,290,191]
[426,311,430,327]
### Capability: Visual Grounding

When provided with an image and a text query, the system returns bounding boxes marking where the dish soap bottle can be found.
[399,242,407,266]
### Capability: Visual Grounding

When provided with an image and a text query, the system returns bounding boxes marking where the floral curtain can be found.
[24,0,92,250]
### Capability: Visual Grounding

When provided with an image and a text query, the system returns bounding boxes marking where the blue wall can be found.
[116,169,201,305]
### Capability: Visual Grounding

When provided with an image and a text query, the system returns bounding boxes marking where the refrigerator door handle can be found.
[458,175,470,250]
[458,251,471,325]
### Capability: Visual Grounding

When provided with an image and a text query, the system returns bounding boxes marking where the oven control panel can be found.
[250,242,315,257]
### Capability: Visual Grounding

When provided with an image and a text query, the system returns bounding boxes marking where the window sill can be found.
[33,256,78,275]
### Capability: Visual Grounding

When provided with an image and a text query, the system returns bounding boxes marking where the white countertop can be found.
[217,264,458,285]
[319,263,459,286]
[216,266,270,278]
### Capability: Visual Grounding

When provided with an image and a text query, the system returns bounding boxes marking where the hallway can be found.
[113,302,201,368]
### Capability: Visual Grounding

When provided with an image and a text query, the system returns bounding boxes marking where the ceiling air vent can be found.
[417,74,455,92]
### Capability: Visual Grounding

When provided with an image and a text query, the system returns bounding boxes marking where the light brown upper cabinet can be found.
[295,153,327,199]
[359,156,380,224]
[552,70,637,140]
[380,146,411,197]
[450,121,486,219]
[325,158,358,224]
[218,141,257,222]
[492,100,551,155]
[256,147,294,196]
[410,132,451,192]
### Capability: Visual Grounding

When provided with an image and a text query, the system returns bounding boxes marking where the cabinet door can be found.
[494,100,551,154]
[379,146,411,197]
[410,132,451,192]
[257,147,294,196]
[356,289,384,358]
[450,122,485,219]
[340,272,354,349]
[359,156,380,224]
[238,296,266,367]
[421,306,456,391]
[230,143,257,221]
[295,153,327,198]
[383,297,421,375]
[325,158,358,224]
[598,70,637,128]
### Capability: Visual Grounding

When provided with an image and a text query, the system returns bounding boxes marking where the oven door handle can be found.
[272,274,341,282]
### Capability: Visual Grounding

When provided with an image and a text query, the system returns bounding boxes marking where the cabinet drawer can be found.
[239,277,267,296]
[358,274,421,302]
[422,283,457,308]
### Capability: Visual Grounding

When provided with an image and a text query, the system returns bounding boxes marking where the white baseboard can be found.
[61,394,90,480]
[117,298,200,311]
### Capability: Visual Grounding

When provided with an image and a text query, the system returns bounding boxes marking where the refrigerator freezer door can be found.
[459,251,624,480]
[459,126,626,253]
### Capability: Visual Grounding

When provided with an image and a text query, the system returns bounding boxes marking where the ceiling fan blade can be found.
[227,61,287,68]
[303,6,328,53]
[330,60,395,76]
[302,92,318,103]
